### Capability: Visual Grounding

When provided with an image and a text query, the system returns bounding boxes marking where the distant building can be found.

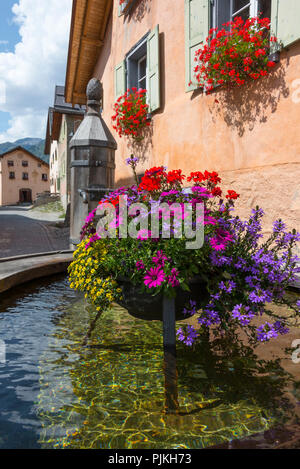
[0,146,49,206]
[44,85,85,210]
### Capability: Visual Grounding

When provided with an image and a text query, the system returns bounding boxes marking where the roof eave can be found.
[65,0,113,105]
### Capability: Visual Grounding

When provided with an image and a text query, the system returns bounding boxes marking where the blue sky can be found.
[0,1,21,53]
[0,0,72,143]
[0,1,21,135]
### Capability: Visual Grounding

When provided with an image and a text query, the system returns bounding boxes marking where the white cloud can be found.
[0,0,72,144]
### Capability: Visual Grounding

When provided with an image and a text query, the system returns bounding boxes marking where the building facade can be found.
[65,0,300,235]
[0,146,50,206]
[45,85,85,210]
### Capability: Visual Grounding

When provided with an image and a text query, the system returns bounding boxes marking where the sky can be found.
[0,0,73,143]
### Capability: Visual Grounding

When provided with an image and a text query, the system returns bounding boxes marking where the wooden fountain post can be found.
[162,295,179,413]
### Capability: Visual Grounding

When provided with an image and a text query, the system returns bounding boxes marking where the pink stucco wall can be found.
[94,0,300,233]
[0,149,49,206]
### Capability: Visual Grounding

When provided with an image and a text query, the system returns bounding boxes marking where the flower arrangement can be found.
[112,88,150,141]
[193,16,278,93]
[69,163,300,349]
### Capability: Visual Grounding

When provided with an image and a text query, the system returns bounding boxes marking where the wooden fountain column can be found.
[162,296,179,413]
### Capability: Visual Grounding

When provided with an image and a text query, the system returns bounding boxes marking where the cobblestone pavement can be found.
[0,206,70,258]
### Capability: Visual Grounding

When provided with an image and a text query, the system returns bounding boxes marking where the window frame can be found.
[7,160,14,167]
[9,171,15,179]
[22,172,29,181]
[137,55,147,91]
[115,26,160,112]
[22,160,29,167]
[42,173,48,181]
[211,0,271,30]
[125,33,149,93]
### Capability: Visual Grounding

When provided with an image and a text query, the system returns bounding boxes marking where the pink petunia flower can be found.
[168,268,180,287]
[152,250,168,266]
[136,260,145,271]
[210,229,233,251]
[144,267,165,288]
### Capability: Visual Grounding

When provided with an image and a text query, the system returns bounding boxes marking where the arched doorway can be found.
[19,189,32,204]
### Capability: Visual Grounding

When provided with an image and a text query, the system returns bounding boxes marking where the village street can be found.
[0,206,69,258]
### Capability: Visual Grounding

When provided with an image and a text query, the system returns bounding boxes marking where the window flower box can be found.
[193,16,279,94]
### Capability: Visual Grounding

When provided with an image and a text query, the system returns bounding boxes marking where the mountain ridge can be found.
[0,138,49,163]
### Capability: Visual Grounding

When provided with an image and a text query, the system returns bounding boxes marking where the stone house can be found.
[45,85,85,210]
[0,146,49,206]
[64,0,300,234]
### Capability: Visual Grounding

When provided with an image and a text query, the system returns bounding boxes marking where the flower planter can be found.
[117,277,209,321]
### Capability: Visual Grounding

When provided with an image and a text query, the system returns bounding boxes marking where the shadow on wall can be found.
[128,0,151,23]
[193,62,289,137]
[126,30,165,163]
[127,121,154,164]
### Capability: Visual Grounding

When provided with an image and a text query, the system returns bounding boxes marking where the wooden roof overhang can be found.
[65,0,113,105]
[44,106,85,154]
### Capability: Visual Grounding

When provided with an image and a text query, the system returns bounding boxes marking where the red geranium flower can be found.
[226,190,240,200]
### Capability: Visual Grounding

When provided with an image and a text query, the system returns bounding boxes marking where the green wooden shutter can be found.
[185,0,210,92]
[271,0,300,48]
[115,60,126,100]
[147,25,160,113]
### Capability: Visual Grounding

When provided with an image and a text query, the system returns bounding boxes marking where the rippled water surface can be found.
[0,276,299,449]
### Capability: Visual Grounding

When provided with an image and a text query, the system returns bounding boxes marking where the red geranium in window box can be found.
[112,88,150,141]
[193,16,278,94]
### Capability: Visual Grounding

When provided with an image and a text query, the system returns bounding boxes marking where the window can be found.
[137,55,147,90]
[211,0,272,31]
[115,25,160,113]
[42,174,48,181]
[38,163,42,167]
[22,172,29,180]
[185,0,272,91]
[22,161,28,167]
[8,160,14,167]
[9,172,15,179]
[126,35,148,91]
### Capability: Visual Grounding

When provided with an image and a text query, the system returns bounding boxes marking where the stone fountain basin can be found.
[0,250,74,294]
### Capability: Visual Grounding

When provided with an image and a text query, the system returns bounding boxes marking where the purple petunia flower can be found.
[232,304,255,326]
[219,280,236,293]
[249,288,272,304]
[273,219,286,234]
[210,252,232,267]
[198,309,221,326]
[126,156,139,167]
[177,325,198,346]
[144,267,165,288]
[256,321,289,342]
[183,300,197,317]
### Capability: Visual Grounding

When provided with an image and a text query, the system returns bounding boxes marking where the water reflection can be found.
[37,291,297,449]
[0,276,299,449]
